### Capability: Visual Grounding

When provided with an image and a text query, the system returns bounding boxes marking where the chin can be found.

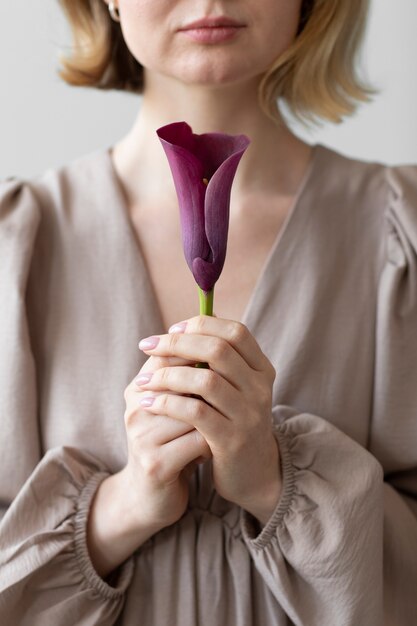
[174,58,258,88]
[182,74,245,87]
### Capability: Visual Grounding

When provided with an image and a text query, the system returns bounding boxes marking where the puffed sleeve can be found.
[0,179,134,625]
[239,165,417,626]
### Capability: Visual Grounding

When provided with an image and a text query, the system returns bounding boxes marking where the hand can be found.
[86,353,213,580]
[123,353,212,531]
[137,315,282,526]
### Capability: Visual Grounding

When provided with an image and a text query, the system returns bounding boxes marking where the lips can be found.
[179,16,245,31]
[178,16,246,44]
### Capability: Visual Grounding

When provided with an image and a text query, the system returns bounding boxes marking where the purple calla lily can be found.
[156,122,250,300]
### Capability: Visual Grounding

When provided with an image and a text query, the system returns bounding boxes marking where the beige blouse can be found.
[0,143,416,626]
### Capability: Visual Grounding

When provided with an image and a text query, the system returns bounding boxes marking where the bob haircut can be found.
[57,0,375,126]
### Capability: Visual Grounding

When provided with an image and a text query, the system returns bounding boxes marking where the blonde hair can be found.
[57,0,375,126]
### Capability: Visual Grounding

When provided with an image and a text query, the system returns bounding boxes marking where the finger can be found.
[141,412,196,446]
[140,391,233,444]
[169,315,271,373]
[139,331,255,392]
[137,354,200,375]
[138,366,242,421]
[125,385,186,424]
[161,429,211,476]
[127,387,173,413]
[129,358,197,393]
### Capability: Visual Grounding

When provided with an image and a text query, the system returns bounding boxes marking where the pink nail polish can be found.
[139,396,155,407]
[138,336,160,350]
[135,373,153,386]
[168,321,187,334]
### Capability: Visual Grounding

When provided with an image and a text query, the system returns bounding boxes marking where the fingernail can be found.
[168,321,187,334]
[134,373,153,386]
[139,396,155,407]
[138,336,160,350]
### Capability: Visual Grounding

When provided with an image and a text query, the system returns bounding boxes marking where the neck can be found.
[111,72,312,209]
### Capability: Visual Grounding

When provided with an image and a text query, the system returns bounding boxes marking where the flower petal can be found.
[156,122,195,153]
[157,129,210,271]
[194,132,250,180]
[193,144,249,292]
[157,122,250,292]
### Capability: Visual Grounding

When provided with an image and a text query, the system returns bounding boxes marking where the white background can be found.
[1,0,417,179]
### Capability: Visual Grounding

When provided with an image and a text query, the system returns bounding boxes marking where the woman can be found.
[0,0,416,624]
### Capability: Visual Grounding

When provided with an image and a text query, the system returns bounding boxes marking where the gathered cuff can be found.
[74,471,135,600]
[240,424,296,550]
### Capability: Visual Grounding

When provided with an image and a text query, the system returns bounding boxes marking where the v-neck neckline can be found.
[102,142,325,335]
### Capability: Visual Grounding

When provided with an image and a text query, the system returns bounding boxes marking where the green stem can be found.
[195,286,214,369]
[198,286,214,316]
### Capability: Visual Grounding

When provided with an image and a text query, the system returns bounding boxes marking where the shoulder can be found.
[0,176,41,258]
[0,148,111,287]
[315,143,417,209]
[322,146,417,320]
[384,162,417,258]
[314,144,417,257]
[0,147,110,226]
